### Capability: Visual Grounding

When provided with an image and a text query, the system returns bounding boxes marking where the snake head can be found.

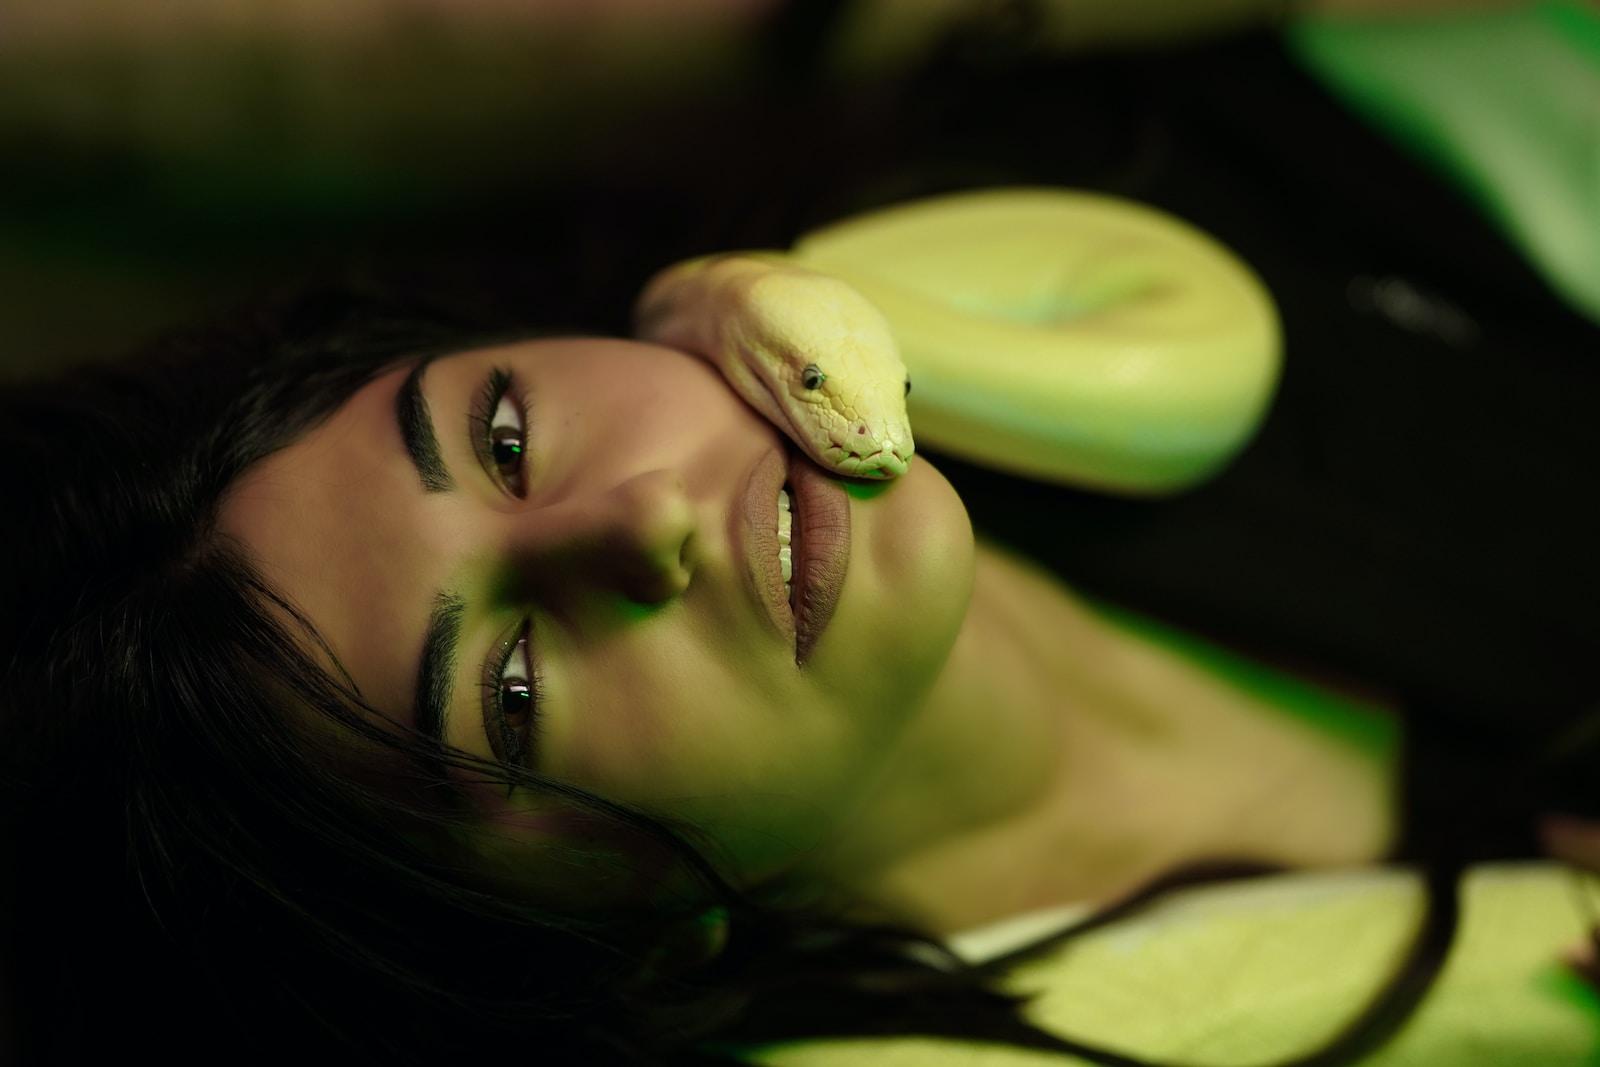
[739,269,916,480]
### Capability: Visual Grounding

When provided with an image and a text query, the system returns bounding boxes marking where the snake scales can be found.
[633,187,1281,496]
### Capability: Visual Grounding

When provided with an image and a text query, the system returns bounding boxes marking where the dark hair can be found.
[0,273,1463,1067]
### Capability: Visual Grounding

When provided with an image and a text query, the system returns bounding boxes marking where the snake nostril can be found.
[856,426,866,435]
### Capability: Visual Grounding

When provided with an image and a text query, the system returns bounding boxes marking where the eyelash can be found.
[470,366,543,774]
[479,620,545,774]
[469,366,534,499]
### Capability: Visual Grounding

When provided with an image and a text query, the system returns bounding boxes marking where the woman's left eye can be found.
[481,620,544,772]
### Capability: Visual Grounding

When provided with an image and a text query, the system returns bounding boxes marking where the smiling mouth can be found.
[737,444,850,667]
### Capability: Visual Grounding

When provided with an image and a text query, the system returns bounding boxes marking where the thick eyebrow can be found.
[396,357,454,493]
[414,592,466,749]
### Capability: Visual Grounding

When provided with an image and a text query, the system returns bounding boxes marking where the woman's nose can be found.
[504,468,697,605]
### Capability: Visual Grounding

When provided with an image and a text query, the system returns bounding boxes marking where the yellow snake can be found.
[634,250,915,479]
[632,187,1281,496]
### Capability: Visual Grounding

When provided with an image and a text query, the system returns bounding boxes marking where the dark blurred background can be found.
[10,0,1592,719]
[8,0,1563,382]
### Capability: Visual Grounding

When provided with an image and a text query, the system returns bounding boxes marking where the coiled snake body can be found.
[633,187,1281,496]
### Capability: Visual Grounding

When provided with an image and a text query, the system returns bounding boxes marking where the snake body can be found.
[633,187,1281,495]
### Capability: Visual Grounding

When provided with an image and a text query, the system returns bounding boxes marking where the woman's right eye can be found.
[487,392,527,495]
[471,366,531,499]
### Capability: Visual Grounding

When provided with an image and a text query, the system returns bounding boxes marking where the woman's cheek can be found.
[552,624,768,808]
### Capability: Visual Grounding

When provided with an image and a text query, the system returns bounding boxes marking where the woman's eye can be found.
[472,367,531,499]
[500,634,536,733]
[484,625,543,770]
[488,393,527,494]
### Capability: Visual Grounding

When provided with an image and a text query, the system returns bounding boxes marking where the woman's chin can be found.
[808,454,975,721]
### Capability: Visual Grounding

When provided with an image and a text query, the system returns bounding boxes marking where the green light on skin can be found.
[615,598,663,624]
[1081,595,1401,765]
[843,479,890,501]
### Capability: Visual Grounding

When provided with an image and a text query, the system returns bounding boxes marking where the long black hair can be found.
[0,271,1471,1067]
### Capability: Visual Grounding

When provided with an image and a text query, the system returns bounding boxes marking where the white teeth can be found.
[777,488,794,604]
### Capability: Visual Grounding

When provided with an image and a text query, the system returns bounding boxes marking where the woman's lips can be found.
[785,447,850,667]
[738,447,793,650]
[735,445,851,666]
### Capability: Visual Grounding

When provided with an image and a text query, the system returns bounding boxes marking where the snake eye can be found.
[801,364,826,390]
[904,377,912,397]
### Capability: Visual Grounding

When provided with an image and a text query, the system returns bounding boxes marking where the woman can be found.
[6,15,1599,1067]
[0,243,1593,1065]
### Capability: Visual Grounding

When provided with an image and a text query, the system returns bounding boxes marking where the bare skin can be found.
[807,540,1401,935]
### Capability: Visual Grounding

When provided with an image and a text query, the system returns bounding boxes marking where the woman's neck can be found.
[797,541,1401,937]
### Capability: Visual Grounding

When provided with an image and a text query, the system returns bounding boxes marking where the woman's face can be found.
[219,337,974,896]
